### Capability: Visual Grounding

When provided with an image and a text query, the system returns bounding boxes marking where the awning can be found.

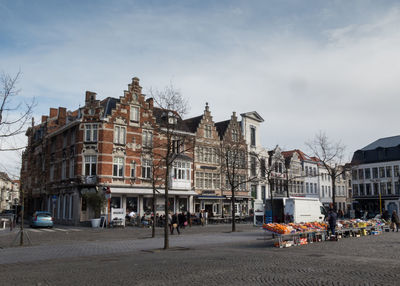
[110,187,198,196]
[197,195,225,200]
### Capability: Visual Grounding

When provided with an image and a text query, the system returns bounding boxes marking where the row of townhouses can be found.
[20,77,352,225]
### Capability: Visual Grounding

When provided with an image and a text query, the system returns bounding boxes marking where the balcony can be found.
[79,175,98,185]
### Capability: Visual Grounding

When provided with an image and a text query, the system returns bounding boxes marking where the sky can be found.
[1,0,400,177]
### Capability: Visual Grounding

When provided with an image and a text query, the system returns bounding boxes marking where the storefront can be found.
[109,187,197,217]
[196,195,225,217]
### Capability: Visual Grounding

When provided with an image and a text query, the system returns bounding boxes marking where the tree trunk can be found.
[164,166,169,249]
[231,187,236,232]
[152,182,156,238]
[332,177,336,211]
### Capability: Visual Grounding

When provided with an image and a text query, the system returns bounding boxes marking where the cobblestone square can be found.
[0,225,399,285]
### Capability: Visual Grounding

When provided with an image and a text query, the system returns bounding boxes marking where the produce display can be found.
[262,222,327,234]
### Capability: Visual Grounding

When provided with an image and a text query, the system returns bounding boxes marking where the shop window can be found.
[126,197,138,213]
[111,197,121,208]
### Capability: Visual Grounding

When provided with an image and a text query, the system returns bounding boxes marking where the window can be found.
[365,168,371,179]
[69,195,73,220]
[113,157,124,177]
[260,159,266,178]
[172,140,184,154]
[70,128,76,145]
[394,165,400,177]
[352,184,358,196]
[173,161,191,180]
[251,185,257,199]
[262,186,266,201]
[352,170,357,180]
[84,124,98,142]
[306,183,309,193]
[84,155,97,176]
[142,130,153,148]
[395,182,400,195]
[365,183,371,196]
[250,156,257,177]
[379,167,385,178]
[306,167,309,176]
[142,159,152,179]
[131,162,136,178]
[380,182,386,195]
[196,172,204,188]
[387,182,392,195]
[310,183,313,193]
[63,132,67,148]
[130,106,139,122]
[114,126,126,144]
[61,158,67,180]
[204,125,212,138]
[232,129,238,142]
[372,167,378,179]
[314,183,317,194]
[50,163,55,181]
[250,127,256,146]
[68,157,75,178]
[373,183,379,196]
[386,166,392,178]
[358,169,364,180]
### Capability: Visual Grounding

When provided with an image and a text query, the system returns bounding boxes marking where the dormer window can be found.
[168,116,177,125]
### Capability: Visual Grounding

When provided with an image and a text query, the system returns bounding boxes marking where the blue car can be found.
[30,211,54,228]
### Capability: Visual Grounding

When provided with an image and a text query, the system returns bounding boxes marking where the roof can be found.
[152,107,192,133]
[215,120,230,139]
[361,135,400,151]
[182,115,203,133]
[101,97,119,117]
[282,149,314,162]
[240,111,264,123]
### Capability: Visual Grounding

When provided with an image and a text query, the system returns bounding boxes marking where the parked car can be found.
[30,211,54,228]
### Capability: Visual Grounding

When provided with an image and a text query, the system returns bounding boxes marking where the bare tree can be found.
[0,71,34,151]
[306,131,347,210]
[149,85,194,249]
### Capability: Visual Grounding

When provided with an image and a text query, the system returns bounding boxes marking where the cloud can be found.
[1,1,400,173]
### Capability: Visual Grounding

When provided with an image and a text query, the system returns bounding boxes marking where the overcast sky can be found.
[1,0,400,177]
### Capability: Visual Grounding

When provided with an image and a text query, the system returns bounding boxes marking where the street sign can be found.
[52,195,57,201]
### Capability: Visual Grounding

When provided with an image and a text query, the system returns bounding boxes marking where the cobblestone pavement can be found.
[1,226,400,286]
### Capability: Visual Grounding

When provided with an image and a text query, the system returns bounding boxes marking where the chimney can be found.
[232,111,236,119]
[58,107,67,125]
[85,91,97,104]
[146,98,153,109]
[41,115,48,123]
[50,108,58,118]
[131,77,142,94]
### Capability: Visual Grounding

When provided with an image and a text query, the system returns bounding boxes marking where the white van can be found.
[284,197,326,223]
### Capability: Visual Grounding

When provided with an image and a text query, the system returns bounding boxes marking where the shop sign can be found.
[111,208,125,220]
[202,190,215,195]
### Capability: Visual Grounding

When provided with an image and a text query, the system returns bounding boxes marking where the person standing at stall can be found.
[327,208,337,236]
[391,210,399,232]
[171,213,180,235]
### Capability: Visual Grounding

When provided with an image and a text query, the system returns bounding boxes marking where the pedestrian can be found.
[391,210,400,232]
[327,208,337,236]
[200,210,205,226]
[338,209,344,220]
[178,212,184,229]
[168,212,173,233]
[205,210,208,225]
[171,213,180,235]
[187,211,192,227]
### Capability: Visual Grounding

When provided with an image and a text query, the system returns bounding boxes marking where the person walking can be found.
[168,212,173,233]
[171,213,180,235]
[391,210,400,232]
[327,208,337,236]
[200,210,205,226]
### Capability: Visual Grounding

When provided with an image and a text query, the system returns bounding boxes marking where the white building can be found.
[240,112,268,224]
[351,135,400,216]
[0,173,19,211]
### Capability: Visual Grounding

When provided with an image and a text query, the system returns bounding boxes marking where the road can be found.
[0,225,399,285]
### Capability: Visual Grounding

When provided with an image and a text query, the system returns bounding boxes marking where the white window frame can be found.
[84,124,98,142]
[142,159,152,179]
[113,157,125,177]
[84,155,97,176]
[114,126,126,145]
[130,105,140,122]
[142,130,153,148]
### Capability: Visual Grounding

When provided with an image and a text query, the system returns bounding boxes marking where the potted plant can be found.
[84,192,106,228]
